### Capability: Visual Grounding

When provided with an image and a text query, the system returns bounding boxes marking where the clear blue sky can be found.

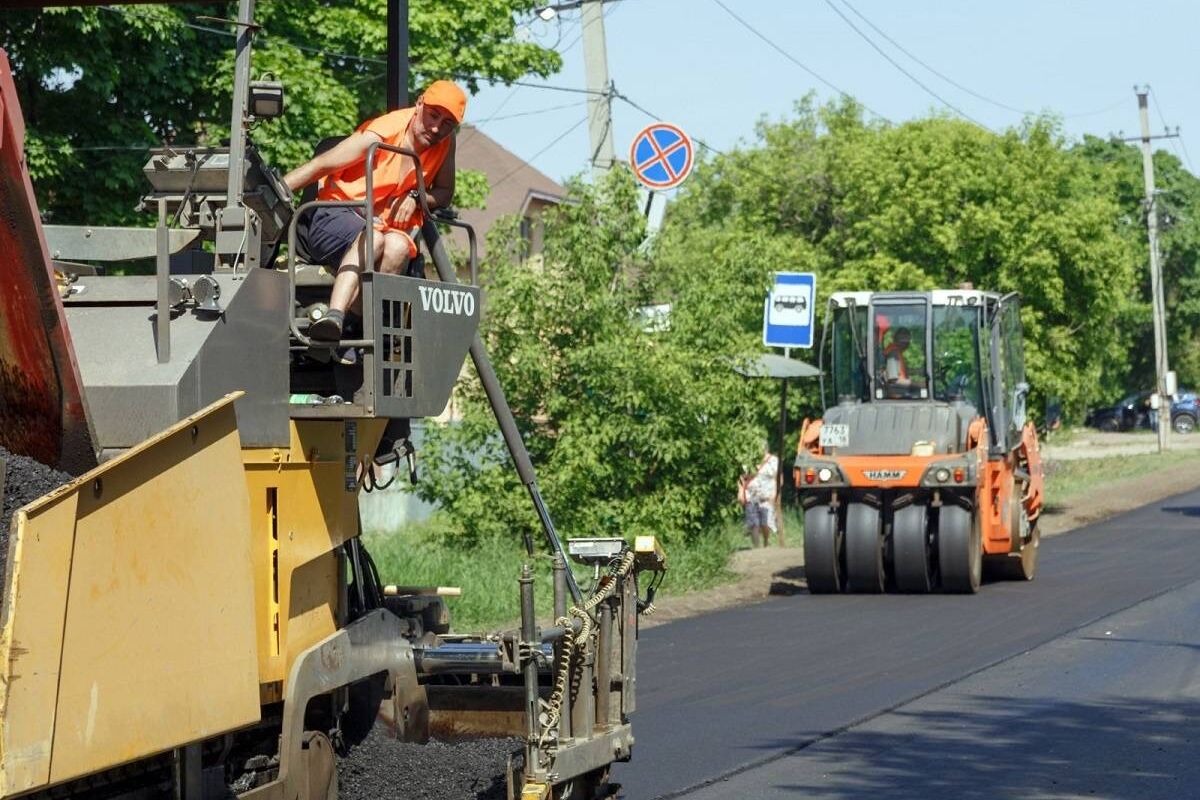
[464,0,1198,192]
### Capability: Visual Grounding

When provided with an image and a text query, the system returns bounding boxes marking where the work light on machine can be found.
[249,79,285,119]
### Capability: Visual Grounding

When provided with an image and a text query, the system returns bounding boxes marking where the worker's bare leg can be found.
[378,231,412,276]
[328,230,390,316]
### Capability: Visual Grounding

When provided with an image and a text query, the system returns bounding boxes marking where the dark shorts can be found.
[302,206,366,266]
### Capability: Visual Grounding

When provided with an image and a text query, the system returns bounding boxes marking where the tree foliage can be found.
[1072,136,1200,394]
[419,168,763,546]
[652,97,1144,421]
[2,1,560,224]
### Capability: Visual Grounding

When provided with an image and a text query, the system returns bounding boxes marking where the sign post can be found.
[760,271,817,543]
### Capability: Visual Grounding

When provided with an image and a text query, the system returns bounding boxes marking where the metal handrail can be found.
[285,198,373,348]
[365,142,479,286]
[431,211,479,286]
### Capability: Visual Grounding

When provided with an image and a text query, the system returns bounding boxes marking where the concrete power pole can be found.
[1136,88,1172,452]
[581,0,615,176]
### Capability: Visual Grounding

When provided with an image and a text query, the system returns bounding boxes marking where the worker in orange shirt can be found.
[284,80,467,341]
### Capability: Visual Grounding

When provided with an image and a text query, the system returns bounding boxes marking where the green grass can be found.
[364,517,565,631]
[653,525,742,598]
[1044,449,1200,505]
[362,510,766,630]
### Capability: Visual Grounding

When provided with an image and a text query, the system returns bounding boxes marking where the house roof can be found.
[448,124,566,258]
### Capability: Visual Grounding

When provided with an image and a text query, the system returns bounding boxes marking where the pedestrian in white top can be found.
[739,441,781,548]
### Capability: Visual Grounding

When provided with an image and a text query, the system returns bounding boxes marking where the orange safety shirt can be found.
[317,106,452,233]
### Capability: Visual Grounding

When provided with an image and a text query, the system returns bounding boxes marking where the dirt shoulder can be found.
[642,453,1200,629]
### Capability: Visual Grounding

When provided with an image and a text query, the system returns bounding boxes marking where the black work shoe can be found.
[333,347,358,367]
[309,308,345,342]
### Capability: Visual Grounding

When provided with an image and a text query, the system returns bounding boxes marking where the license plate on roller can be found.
[820,424,849,449]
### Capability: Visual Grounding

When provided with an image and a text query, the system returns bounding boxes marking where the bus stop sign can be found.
[763,272,816,348]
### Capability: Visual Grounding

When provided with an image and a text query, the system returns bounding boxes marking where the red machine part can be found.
[0,48,96,474]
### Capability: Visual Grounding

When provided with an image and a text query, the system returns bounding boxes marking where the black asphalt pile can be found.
[338,726,522,800]
[0,445,74,585]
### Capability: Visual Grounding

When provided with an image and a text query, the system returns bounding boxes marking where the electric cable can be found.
[489,114,588,189]
[485,101,590,122]
[461,0,620,148]
[1062,98,1130,119]
[1148,86,1194,173]
[612,88,787,189]
[709,0,890,122]
[837,0,1027,115]
[821,0,990,130]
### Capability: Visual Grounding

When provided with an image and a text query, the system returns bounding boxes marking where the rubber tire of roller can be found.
[844,502,884,594]
[803,504,843,594]
[892,503,931,593]
[938,504,981,594]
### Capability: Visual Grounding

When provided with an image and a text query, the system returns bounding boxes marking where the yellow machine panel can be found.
[0,396,261,797]
[241,418,386,694]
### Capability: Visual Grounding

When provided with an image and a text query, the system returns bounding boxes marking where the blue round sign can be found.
[629,123,694,190]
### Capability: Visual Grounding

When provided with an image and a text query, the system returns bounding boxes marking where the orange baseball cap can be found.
[421,80,467,123]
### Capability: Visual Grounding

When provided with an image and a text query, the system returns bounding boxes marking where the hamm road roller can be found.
[795,290,1043,594]
[0,4,664,798]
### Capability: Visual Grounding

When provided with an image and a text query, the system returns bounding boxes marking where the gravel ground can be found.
[337,727,522,800]
[1,445,74,586]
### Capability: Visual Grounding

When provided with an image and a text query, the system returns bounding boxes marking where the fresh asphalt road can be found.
[614,488,1200,799]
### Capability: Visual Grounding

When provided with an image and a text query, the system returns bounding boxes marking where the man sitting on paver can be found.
[283,80,467,341]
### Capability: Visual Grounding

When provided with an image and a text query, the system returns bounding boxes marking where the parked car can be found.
[1086,390,1197,434]
[1151,390,1197,434]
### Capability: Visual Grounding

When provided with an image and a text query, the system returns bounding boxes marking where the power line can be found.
[1148,85,1194,173]
[709,0,889,122]
[488,101,590,122]
[610,89,798,192]
[458,98,588,147]
[557,0,622,57]
[837,0,1027,115]
[490,115,588,189]
[99,5,236,40]
[1062,99,1128,119]
[460,76,606,97]
[466,2,619,146]
[609,89,726,156]
[100,5,387,64]
[821,0,989,130]
[831,1,1129,124]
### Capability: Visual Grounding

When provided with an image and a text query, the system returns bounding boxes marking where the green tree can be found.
[652,98,1142,422]
[1073,136,1200,393]
[419,168,763,547]
[2,1,560,224]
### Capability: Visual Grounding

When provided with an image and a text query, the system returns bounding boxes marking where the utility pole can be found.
[581,0,615,176]
[386,0,409,110]
[1136,88,1173,452]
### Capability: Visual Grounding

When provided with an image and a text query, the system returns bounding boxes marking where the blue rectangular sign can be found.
[763,272,816,348]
